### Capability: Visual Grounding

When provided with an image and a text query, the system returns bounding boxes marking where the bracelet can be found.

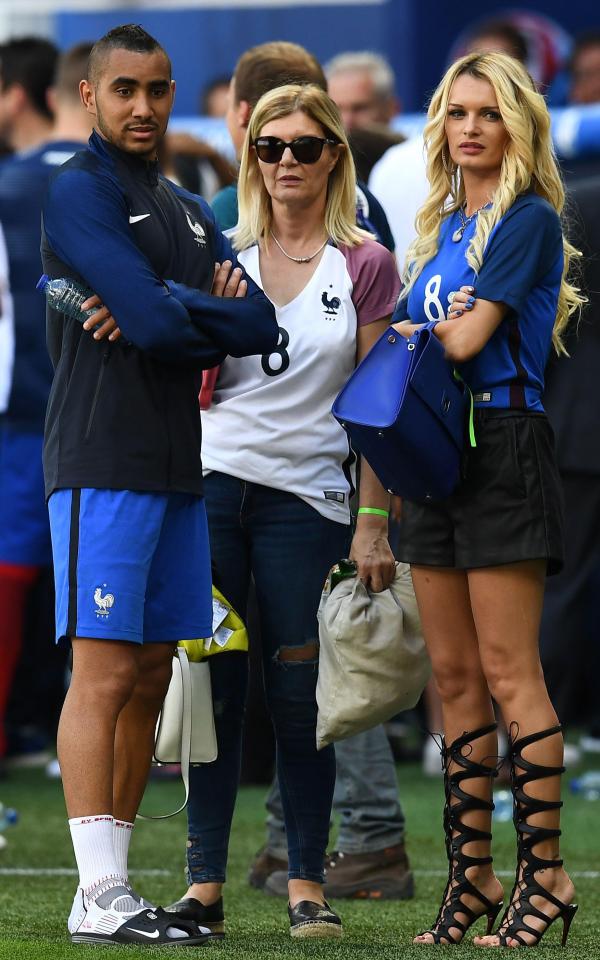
[357,507,389,518]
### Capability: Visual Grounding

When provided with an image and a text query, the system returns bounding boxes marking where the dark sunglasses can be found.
[253,135,339,164]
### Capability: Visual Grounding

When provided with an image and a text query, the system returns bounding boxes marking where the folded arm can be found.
[43,167,275,364]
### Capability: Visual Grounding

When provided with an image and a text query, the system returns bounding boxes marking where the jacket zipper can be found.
[84,350,110,440]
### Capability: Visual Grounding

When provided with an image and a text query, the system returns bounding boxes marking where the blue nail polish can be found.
[465,303,474,310]
[467,296,475,304]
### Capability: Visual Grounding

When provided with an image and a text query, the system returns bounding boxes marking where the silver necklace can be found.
[452,203,487,243]
[271,231,328,263]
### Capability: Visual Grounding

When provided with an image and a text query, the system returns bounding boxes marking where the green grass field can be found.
[0,763,598,959]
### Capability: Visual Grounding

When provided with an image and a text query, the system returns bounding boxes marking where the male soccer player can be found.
[41,24,276,947]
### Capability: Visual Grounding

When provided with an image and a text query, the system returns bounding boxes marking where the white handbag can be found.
[138,647,217,820]
[316,561,431,750]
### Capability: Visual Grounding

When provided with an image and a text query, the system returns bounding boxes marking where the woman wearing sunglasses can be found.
[172,83,400,939]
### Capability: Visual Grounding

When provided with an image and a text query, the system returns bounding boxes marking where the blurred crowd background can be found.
[0,0,599,787]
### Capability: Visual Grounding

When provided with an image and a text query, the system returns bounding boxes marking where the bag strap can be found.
[412,321,477,450]
[421,320,440,333]
[406,319,438,347]
[453,370,477,448]
[136,647,192,821]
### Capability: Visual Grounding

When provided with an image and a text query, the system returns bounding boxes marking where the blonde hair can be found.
[402,52,584,354]
[234,83,369,252]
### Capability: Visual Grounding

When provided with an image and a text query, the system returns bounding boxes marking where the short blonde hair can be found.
[402,52,584,354]
[234,83,369,251]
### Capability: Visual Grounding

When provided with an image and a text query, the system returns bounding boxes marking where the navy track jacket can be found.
[41,130,277,499]
[0,139,85,430]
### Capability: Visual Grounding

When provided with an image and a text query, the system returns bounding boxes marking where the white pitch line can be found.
[0,867,598,879]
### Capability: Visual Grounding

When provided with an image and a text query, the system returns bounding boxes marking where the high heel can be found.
[561,903,578,947]
[485,900,504,935]
[416,723,503,945]
[492,725,577,948]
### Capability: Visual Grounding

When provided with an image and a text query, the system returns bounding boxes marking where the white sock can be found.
[68,814,122,894]
[113,819,134,880]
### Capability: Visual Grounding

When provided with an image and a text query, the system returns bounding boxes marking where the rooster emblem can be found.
[322,290,341,315]
[94,587,115,616]
[186,212,206,245]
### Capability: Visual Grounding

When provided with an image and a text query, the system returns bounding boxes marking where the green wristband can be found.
[357,507,389,518]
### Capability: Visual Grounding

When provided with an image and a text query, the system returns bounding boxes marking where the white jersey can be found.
[201,238,400,523]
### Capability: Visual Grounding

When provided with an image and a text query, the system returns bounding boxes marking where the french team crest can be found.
[94,585,115,617]
[186,212,206,246]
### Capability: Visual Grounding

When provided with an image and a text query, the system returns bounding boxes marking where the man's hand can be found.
[349,524,396,593]
[81,295,121,341]
[211,260,247,299]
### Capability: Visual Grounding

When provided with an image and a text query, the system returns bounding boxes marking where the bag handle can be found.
[136,647,192,821]
[409,321,477,450]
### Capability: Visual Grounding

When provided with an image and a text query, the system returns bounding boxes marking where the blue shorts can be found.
[0,425,52,566]
[48,489,213,644]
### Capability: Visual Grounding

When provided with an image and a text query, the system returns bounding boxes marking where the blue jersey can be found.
[394,193,563,411]
[0,140,84,429]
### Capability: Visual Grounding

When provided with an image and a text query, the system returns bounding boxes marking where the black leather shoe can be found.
[288,900,343,939]
[164,896,225,937]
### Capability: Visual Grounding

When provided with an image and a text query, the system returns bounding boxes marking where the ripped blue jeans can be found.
[186,472,351,884]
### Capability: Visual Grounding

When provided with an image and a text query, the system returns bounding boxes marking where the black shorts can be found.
[396,410,564,576]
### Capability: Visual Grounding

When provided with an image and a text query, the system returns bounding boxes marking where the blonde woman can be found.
[391,52,584,947]
[168,84,399,939]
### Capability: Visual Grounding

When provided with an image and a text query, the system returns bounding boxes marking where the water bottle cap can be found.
[36,273,49,292]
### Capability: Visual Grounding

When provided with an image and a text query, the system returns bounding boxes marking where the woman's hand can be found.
[349,522,396,593]
[212,260,248,298]
[81,295,121,341]
[447,285,476,318]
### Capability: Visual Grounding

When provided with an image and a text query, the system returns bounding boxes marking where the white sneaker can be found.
[68,880,154,933]
[68,888,87,934]
[70,894,212,946]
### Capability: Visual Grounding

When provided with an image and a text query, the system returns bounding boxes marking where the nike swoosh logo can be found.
[128,928,160,939]
[129,214,151,224]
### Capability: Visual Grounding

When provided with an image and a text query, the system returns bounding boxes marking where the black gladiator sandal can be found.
[492,725,578,948]
[417,723,503,945]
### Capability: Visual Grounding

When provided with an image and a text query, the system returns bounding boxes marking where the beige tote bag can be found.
[316,561,430,750]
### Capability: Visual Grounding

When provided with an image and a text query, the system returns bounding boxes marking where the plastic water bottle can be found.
[570,770,600,800]
[37,274,99,323]
[492,789,513,822]
[0,802,18,851]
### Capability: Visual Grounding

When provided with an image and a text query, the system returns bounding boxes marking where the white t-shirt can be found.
[368,135,430,270]
[201,238,400,523]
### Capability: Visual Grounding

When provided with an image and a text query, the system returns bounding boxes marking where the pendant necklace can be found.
[271,231,328,263]
[452,203,488,243]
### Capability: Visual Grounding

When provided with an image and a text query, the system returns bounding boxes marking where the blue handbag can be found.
[332,321,475,502]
